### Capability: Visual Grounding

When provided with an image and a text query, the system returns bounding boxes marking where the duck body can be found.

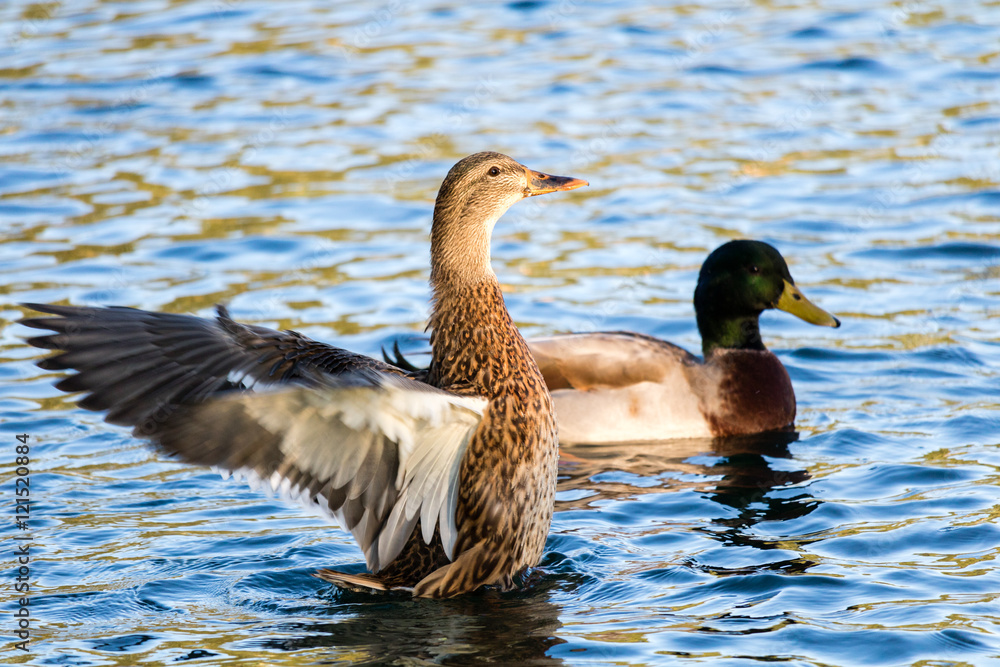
[321,278,558,594]
[525,240,839,445]
[22,152,585,598]
[414,278,558,593]
[530,332,795,444]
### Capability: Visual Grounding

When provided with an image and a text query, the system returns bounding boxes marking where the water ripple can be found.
[3,0,1000,664]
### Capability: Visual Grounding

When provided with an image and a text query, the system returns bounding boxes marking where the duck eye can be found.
[748,265,760,274]
[488,166,500,177]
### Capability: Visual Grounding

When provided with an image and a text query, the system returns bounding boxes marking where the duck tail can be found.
[381,339,425,372]
[313,568,392,594]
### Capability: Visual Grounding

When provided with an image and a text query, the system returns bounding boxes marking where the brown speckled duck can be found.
[529,240,840,444]
[21,152,587,598]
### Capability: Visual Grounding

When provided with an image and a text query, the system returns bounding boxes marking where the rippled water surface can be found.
[2,1,1000,665]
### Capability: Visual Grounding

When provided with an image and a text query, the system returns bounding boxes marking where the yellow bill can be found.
[776,279,841,328]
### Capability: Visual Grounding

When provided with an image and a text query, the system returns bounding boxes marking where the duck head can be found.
[694,240,840,356]
[430,152,587,286]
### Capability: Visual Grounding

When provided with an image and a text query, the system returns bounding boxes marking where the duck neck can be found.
[429,193,500,289]
[697,310,766,357]
[427,204,535,396]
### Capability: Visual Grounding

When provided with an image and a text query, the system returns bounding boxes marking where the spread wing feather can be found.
[154,380,485,571]
[20,303,409,430]
[20,303,486,571]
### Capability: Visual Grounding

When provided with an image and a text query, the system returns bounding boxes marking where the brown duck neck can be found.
[426,206,539,398]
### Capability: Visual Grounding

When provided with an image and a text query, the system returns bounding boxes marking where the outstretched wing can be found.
[20,302,407,430]
[21,303,487,571]
[155,376,486,572]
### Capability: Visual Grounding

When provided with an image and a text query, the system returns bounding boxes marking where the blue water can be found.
[2,1,1000,665]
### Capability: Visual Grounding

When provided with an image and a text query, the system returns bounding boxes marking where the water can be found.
[2,1,999,664]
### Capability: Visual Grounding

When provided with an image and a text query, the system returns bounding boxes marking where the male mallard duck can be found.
[21,152,587,598]
[527,240,841,444]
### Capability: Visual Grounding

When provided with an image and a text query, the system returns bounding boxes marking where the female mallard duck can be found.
[21,151,587,598]
[527,240,841,444]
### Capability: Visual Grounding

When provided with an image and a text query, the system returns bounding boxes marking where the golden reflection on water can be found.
[2,1,1000,664]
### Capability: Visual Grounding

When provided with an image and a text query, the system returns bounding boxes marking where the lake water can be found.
[2,1,999,665]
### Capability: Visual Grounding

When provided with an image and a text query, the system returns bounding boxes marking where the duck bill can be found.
[776,279,841,328]
[522,168,588,197]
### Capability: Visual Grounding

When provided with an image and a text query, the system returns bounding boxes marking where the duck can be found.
[528,240,841,444]
[387,240,840,444]
[21,151,588,598]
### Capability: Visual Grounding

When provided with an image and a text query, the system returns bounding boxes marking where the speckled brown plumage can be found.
[22,151,585,599]
[413,278,558,596]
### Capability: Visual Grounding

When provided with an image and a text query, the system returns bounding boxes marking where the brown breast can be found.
[421,279,559,592]
[698,349,796,437]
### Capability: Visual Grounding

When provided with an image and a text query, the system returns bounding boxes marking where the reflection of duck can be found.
[556,431,806,512]
[531,241,841,444]
[272,590,566,665]
[22,152,587,598]
[556,431,818,573]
